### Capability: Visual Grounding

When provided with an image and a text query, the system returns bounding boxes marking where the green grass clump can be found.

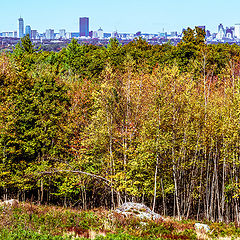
[95,233,159,239]
[0,227,75,240]
[0,204,104,236]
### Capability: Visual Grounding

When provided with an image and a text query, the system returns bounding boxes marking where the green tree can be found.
[21,34,35,53]
[0,59,70,192]
[176,27,206,72]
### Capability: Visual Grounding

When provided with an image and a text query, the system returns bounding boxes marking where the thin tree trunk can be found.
[161,178,167,216]
[197,157,203,221]
[41,180,44,203]
[107,114,115,210]
[153,154,159,212]
[221,139,226,222]
[173,161,181,219]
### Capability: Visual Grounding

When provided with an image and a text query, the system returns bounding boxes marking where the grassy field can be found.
[0,203,240,240]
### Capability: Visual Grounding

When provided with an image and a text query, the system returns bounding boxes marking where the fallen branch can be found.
[36,169,120,194]
[38,169,111,184]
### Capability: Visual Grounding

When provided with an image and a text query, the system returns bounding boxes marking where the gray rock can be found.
[0,199,19,208]
[114,202,164,220]
[195,223,210,232]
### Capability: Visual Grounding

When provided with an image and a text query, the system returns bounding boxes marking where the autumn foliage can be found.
[1,30,240,224]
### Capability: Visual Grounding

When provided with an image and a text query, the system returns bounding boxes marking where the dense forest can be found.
[1,27,240,223]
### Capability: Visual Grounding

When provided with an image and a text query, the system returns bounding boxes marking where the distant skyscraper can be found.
[218,24,225,33]
[18,17,24,38]
[25,25,31,38]
[216,24,225,40]
[79,17,89,37]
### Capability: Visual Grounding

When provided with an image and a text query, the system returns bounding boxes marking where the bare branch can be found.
[37,169,111,184]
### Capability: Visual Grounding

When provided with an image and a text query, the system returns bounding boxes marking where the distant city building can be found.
[55,33,60,39]
[111,31,118,38]
[98,28,104,38]
[235,24,240,38]
[119,33,128,39]
[159,32,167,38]
[170,31,178,37]
[226,27,234,39]
[25,25,31,38]
[18,17,24,38]
[206,30,211,38]
[46,29,54,39]
[71,32,80,38]
[66,32,71,39]
[212,33,217,39]
[31,30,38,39]
[93,31,98,38]
[2,32,14,38]
[79,17,89,37]
[216,24,225,39]
[89,31,93,38]
[92,28,103,39]
[39,33,45,40]
[59,29,66,39]
[65,32,80,39]
[218,24,224,33]
[104,33,111,38]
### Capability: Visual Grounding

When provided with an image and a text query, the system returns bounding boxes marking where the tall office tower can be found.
[79,17,89,37]
[18,17,24,38]
[235,24,240,38]
[216,24,225,40]
[25,25,31,38]
[218,24,225,33]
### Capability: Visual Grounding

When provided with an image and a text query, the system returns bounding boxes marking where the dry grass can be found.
[197,231,239,240]
[1,202,240,239]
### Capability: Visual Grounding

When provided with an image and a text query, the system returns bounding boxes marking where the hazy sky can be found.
[0,0,239,33]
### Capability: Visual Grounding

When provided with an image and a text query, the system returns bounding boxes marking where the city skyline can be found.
[2,15,240,43]
[3,16,240,38]
[1,0,240,34]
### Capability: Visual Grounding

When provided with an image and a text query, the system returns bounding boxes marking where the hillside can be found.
[1,202,239,240]
[1,29,240,225]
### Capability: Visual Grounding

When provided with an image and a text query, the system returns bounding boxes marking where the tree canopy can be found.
[1,31,240,222]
